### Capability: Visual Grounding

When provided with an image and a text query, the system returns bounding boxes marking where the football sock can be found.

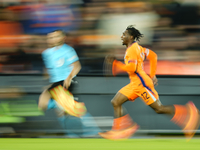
[57,115,80,138]
[81,112,102,137]
[112,114,134,130]
[47,98,57,110]
[171,105,188,127]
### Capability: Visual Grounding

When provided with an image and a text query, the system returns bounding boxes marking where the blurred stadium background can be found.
[0,0,200,139]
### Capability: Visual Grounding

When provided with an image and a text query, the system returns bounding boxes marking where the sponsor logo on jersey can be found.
[56,58,65,67]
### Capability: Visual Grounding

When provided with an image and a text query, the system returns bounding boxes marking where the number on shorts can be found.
[141,92,150,100]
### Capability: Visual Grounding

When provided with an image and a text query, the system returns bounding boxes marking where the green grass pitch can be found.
[0,138,200,150]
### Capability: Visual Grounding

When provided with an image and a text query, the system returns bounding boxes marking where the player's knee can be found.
[111,99,119,107]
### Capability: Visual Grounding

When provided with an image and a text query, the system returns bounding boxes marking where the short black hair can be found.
[126,25,143,41]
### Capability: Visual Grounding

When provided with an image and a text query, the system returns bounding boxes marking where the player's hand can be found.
[63,77,72,89]
[105,55,116,65]
[103,55,116,77]
[152,76,158,86]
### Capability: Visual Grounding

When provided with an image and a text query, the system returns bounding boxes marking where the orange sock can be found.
[112,114,134,130]
[171,105,188,127]
[112,117,121,130]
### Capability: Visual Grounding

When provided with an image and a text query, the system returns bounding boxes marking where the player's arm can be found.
[145,48,158,85]
[112,59,137,76]
[111,48,137,76]
[63,47,81,89]
[64,60,81,89]
[145,48,157,78]
[68,60,81,81]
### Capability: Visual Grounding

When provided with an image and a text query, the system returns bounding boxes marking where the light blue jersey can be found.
[42,44,79,83]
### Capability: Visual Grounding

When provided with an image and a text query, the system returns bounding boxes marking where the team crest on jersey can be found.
[56,58,65,67]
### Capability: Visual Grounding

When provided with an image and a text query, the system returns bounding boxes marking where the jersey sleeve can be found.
[145,48,157,78]
[112,47,137,76]
[66,47,79,65]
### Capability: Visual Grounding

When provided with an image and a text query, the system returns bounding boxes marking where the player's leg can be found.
[110,92,135,131]
[140,86,199,140]
[149,99,174,115]
[99,83,139,140]
[55,107,82,138]
[111,82,141,129]
[53,99,100,138]
[111,92,129,118]
[150,99,199,139]
[137,83,174,115]
[81,112,102,137]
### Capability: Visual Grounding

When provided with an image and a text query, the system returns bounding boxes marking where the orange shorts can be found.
[119,81,159,105]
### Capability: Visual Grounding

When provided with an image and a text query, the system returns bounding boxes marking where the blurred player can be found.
[38,29,100,137]
[99,25,200,140]
[38,29,83,115]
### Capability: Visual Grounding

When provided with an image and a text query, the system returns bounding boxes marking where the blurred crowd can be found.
[0,0,200,75]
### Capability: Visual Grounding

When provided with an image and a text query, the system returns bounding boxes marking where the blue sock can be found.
[47,99,57,110]
[47,99,80,137]
[81,112,101,137]
[57,115,81,138]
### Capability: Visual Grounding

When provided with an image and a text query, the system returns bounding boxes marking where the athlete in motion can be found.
[38,30,100,137]
[38,29,82,114]
[99,25,200,140]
